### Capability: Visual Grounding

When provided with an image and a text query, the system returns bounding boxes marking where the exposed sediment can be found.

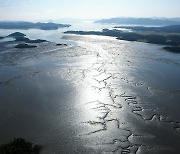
[61,35,180,153]
[0,34,180,154]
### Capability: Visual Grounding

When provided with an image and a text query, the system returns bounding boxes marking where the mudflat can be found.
[0,33,180,154]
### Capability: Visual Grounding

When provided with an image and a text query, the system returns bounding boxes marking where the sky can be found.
[0,0,180,21]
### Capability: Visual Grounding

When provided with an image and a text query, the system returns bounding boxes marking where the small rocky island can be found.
[56,43,68,46]
[0,32,69,49]
[1,32,48,48]
[8,32,26,38]
[15,43,37,48]
[8,32,47,43]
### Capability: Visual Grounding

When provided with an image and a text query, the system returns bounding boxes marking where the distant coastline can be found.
[95,17,180,26]
[0,21,71,30]
[65,24,180,53]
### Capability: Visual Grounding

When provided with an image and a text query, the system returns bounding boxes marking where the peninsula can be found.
[65,24,180,53]
[0,21,71,30]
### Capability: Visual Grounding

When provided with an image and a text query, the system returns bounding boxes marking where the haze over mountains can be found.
[0,21,71,30]
[95,17,180,25]
[1,17,180,31]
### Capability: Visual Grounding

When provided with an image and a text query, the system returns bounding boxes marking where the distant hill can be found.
[0,21,71,30]
[8,32,26,38]
[95,17,180,26]
[114,25,180,33]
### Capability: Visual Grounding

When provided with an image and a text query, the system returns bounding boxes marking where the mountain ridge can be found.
[95,17,180,26]
[0,21,71,30]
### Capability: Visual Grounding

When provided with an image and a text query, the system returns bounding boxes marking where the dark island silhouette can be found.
[0,21,71,30]
[15,43,37,48]
[56,43,68,46]
[65,25,180,53]
[8,32,26,38]
[1,32,48,48]
[1,32,68,48]
[114,24,180,33]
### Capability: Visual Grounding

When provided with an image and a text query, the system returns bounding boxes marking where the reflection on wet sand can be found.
[64,35,180,154]
[0,34,180,154]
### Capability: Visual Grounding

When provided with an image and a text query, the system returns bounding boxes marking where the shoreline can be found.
[65,28,180,53]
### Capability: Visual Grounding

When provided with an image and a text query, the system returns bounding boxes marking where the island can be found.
[65,25,180,53]
[56,43,68,46]
[0,32,49,48]
[0,21,71,30]
[8,32,26,38]
[7,32,46,43]
[15,43,37,48]
[0,32,71,49]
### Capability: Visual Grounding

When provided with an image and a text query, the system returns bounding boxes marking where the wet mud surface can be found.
[0,34,180,154]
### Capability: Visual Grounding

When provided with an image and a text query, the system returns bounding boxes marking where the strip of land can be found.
[65,25,180,53]
[0,21,71,30]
